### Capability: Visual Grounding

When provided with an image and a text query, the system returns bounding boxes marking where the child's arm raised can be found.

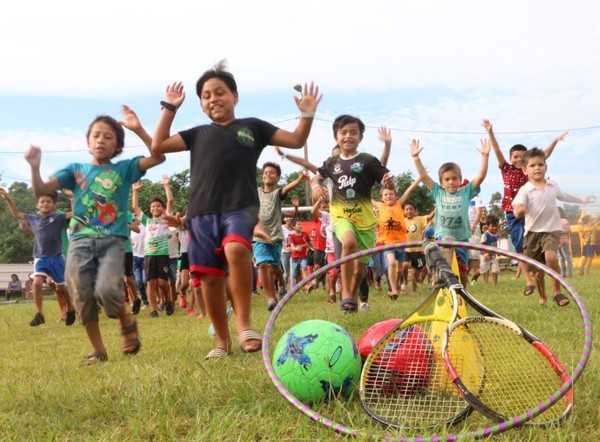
[270,82,322,149]
[281,170,310,196]
[161,175,174,214]
[471,137,492,189]
[131,181,142,217]
[398,175,422,206]
[24,145,60,197]
[119,105,166,171]
[274,146,318,174]
[0,188,25,219]
[482,119,506,167]
[152,82,188,154]
[410,139,434,189]
[544,130,568,159]
[378,126,392,167]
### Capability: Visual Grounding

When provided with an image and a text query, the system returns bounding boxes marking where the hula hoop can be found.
[262,239,592,441]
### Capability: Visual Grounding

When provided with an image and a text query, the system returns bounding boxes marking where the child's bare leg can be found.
[147,279,158,312]
[84,320,107,360]
[224,242,260,351]
[534,271,546,305]
[340,232,358,304]
[257,262,276,303]
[194,285,206,318]
[202,274,231,352]
[385,253,399,296]
[32,276,45,316]
[492,272,498,285]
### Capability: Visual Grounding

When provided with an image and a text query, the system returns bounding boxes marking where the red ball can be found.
[358,318,403,359]
[371,325,433,395]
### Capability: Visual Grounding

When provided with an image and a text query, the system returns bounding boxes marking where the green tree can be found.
[0,183,36,263]
[488,191,504,221]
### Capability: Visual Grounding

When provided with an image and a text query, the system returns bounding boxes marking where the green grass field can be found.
[0,269,597,442]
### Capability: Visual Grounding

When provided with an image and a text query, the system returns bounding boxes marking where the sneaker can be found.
[29,312,45,326]
[141,303,149,310]
[65,310,76,326]
[179,295,187,309]
[359,302,370,312]
[150,310,159,318]
[187,307,197,316]
[165,302,174,316]
[131,299,142,315]
[157,303,164,311]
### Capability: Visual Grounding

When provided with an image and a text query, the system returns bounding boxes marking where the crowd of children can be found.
[5,61,596,366]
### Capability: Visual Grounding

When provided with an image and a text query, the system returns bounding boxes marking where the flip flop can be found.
[553,293,570,307]
[523,285,535,296]
[339,297,357,313]
[388,292,399,300]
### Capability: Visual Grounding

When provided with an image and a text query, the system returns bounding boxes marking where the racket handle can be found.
[423,241,460,286]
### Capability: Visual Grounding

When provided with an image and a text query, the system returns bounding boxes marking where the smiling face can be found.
[150,201,165,218]
[36,195,56,215]
[381,188,398,206]
[403,203,417,219]
[262,166,280,187]
[335,122,363,156]
[200,77,238,125]
[509,150,526,169]
[87,121,119,165]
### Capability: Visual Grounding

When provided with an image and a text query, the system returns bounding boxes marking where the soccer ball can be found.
[357,318,403,359]
[273,319,362,403]
[368,325,433,395]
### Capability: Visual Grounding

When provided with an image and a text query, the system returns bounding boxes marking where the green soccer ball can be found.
[272,319,362,403]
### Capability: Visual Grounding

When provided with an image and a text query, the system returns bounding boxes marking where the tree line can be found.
[0,168,583,264]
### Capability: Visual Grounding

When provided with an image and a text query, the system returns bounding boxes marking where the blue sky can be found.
[1,0,599,213]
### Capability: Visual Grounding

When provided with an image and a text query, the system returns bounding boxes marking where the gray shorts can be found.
[66,236,125,325]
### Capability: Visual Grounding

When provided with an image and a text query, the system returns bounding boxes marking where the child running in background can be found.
[0,188,76,326]
[479,214,501,285]
[411,137,491,285]
[557,207,574,278]
[577,212,600,276]
[312,116,394,312]
[287,218,312,290]
[24,105,165,364]
[483,119,568,296]
[151,61,321,359]
[512,147,590,307]
[403,201,434,294]
[373,177,422,299]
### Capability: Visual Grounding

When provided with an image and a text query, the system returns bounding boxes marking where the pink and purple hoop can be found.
[261,239,592,441]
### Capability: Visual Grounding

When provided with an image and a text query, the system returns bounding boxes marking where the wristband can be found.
[160,101,177,112]
[300,111,315,119]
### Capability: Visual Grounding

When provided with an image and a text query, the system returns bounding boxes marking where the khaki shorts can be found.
[523,231,560,265]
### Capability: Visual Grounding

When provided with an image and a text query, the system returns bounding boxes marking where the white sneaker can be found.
[359,302,370,312]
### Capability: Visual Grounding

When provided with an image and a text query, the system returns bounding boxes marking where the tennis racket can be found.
[423,241,574,425]
[359,275,473,429]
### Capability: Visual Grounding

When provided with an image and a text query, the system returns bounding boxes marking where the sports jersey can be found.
[317,152,389,230]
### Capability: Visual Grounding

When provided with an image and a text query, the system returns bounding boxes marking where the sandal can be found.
[553,293,570,307]
[523,285,535,296]
[388,292,399,301]
[81,350,108,366]
[327,295,336,304]
[204,348,232,360]
[121,320,141,356]
[339,297,358,313]
[238,329,262,353]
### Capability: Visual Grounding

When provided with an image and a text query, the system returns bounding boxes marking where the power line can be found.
[1,119,599,155]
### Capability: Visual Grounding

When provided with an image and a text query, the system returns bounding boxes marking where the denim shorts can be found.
[66,236,125,325]
[252,241,283,266]
[506,211,525,253]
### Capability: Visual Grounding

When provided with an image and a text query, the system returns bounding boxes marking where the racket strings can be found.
[448,320,568,423]
[362,319,469,428]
